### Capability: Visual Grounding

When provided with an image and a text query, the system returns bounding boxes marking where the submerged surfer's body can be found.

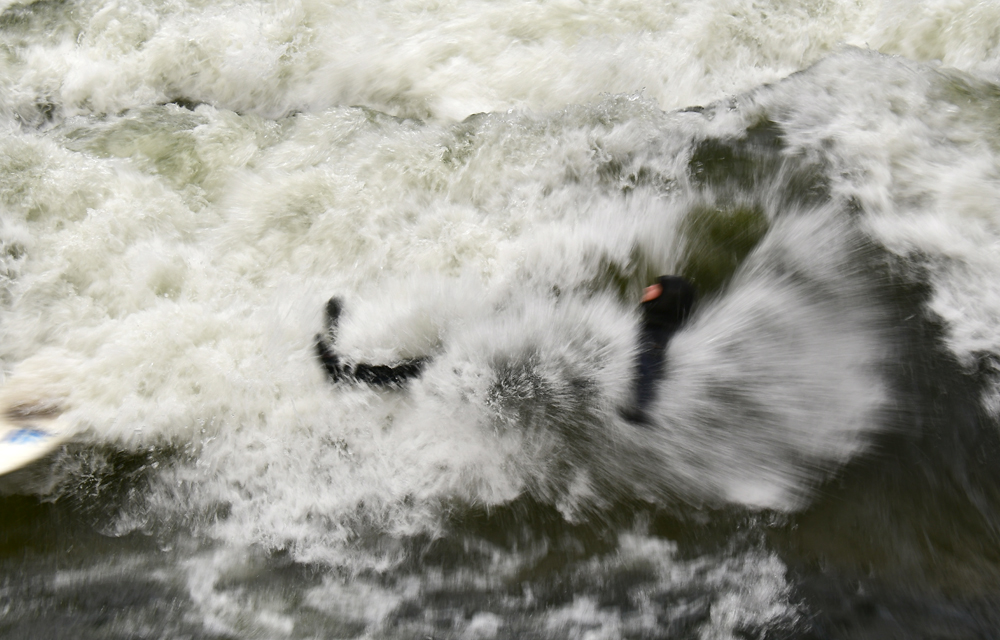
[314,276,696,421]
[621,275,697,424]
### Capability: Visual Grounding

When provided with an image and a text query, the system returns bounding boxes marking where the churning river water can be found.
[3,0,1000,638]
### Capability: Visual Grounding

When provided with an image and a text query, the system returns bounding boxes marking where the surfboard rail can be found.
[0,405,71,478]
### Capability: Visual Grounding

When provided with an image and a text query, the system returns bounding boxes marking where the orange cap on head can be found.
[641,283,662,303]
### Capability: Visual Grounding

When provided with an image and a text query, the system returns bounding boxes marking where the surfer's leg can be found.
[315,333,346,382]
[315,297,346,382]
[314,296,428,388]
[351,358,429,387]
[324,296,343,336]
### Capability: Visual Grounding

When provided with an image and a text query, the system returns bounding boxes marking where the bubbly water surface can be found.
[3,1,1000,638]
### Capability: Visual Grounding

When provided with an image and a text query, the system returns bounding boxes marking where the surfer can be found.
[620,275,697,424]
[314,276,696,422]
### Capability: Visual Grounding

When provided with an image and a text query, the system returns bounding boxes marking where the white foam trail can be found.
[650,211,889,509]
[118,200,887,570]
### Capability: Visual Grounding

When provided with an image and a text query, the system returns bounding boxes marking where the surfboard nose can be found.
[0,404,71,481]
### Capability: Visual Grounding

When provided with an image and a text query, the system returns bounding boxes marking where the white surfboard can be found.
[0,406,71,477]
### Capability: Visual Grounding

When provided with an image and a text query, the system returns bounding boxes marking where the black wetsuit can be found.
[314,297,428,388]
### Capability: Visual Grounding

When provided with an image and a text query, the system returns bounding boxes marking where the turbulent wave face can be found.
[4,1,1000,638]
